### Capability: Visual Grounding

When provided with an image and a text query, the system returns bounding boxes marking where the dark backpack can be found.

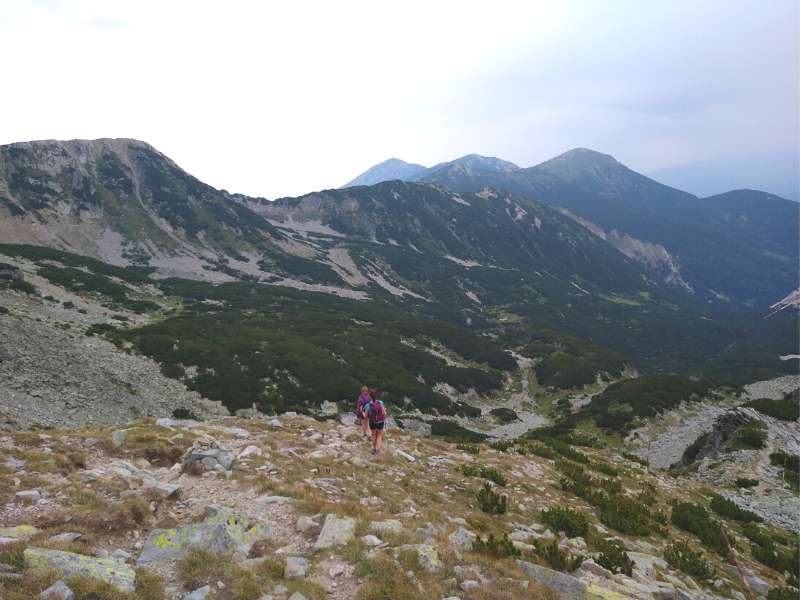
[368,400,386,423]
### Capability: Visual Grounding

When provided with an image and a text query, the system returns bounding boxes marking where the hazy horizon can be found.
[1,0,797,198]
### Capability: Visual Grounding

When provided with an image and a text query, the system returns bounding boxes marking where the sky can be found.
[1,0,797,199]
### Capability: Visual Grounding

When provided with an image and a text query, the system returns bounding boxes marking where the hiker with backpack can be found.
[363,389,387,455]
[355,385,371,438]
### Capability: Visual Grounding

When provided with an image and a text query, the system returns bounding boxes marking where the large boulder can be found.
[313,514,355,549]
[395,544,440,573]
[25,548,135,592]
[137,510,271,565]
[516,560,587,599]
[448,527,476,552]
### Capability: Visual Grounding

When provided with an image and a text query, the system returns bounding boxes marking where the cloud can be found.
[0,0,796,197]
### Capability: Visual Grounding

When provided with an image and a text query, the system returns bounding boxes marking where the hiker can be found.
[355,385,371,438]
[364,389,387,454]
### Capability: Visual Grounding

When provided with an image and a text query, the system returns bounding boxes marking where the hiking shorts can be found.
[369,421,385,431]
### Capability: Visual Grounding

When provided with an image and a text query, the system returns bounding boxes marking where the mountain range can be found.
[344,148,798,307]
[0,137,797,419]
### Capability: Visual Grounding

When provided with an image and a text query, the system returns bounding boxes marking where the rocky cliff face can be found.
[0,138,285,280]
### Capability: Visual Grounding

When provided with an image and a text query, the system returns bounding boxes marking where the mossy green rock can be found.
[0,524,40,540]
[25,547,135,592]
[137,511,271,566]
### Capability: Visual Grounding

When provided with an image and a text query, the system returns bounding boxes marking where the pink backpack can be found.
[367,399,386,424]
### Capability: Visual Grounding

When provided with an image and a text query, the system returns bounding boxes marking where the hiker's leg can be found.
[376,429,384,451]
[371,428,378,449]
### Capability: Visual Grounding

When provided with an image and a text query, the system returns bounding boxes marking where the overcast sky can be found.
[1,0,797,198]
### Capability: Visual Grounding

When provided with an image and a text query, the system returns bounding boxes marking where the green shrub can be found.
[461,464,507,487]
[622,451,649,467]
[541,507,589,538]
[473,533,520,558]
[530,445,557,460]
[456,443,480,455]
[769,450,800,490]
[735,478,759,488]
[743,397,799,422]
[595,538,634,576]
[591,461,619,476]
[430,420,488,441]
[489,407,519,423]
[597,494,652,536]
[664,540,714,580]
[670,501,729,557]
[544,438,589,464]
[709,494,762,523]
[768,587,800,600]
[731,420,767,450]
[476,482,507,514]
[533,540,583,572]
[490,439,513,452]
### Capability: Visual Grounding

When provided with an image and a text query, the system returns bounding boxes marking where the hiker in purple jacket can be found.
[355,385,371,438]
[363,389,387,455]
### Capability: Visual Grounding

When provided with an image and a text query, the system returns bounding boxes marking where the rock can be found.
[559,536,588,554]
[339,413,356,426]
[448,527,476,551]
[288,593,307,600]
[183,585,212,600]
[442,597,462,600]
[25,548,135,592]
[150,482,181,499]
[296,516,317,532]
[371,519,403,535]
[183,438,235,474]
[626,552,666,579]
[508,530,531,542]
[576,558,613,579]
[460,580,479,592]
[47,532,82,544]
[258,495,292,505]
[238,445,262,459]
[313,514,355,549]
[396,449,416,462]
[111,429,127,448]
[40,580,75,600]
[270,419,282,427]
[417,523,438,543]
[516,560,587,598]
[16,489,41,503]
[138,511,271,565]
[395,544,440,573]
[284,556,309,579]
[0,525,40,540]
[110,549,132,563]
[328,564,345,577]
[361,534,383,547]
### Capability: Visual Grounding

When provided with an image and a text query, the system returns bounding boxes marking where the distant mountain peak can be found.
[541,147,620,169]
[342,158,427,188]
[428,154,521,175]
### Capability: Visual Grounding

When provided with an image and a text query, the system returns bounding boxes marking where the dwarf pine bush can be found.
[664,540,714,580]
[476,482,508,514]
[595,538,634,576]
[541,507,589,538]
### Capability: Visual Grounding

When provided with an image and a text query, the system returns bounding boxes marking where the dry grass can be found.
[357,554,446,600]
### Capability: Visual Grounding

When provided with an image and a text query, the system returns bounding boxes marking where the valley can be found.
[0,137,797,600]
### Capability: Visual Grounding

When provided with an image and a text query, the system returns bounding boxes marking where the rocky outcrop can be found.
[137,510,271,565]
[25,548,135,592]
